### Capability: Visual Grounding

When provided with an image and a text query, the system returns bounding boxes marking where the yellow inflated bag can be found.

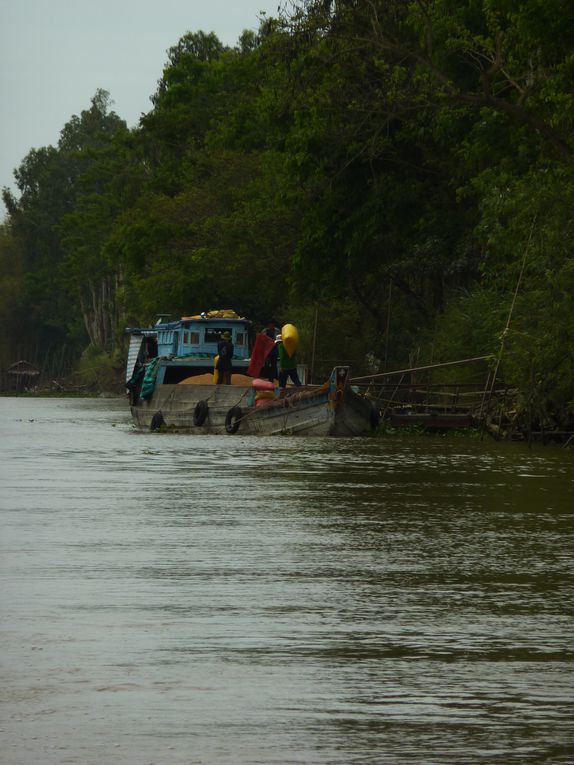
[281,324,299,356]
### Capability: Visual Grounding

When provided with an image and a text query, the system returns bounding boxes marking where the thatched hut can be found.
[6,360,41,392]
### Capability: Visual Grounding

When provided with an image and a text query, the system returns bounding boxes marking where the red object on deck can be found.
[252,378,275,391]
[248,334,275,378]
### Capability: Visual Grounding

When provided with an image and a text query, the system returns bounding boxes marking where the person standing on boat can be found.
[263,320,277,340]
[277,334,302,392]
[260,320,279,382]
[216,331,234,385]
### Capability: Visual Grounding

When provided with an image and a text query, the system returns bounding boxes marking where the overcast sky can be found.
[0,0,282,219]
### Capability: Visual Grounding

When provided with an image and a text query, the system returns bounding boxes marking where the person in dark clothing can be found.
[263,320,277,340]
[216,331,234,385]
[259,322,278,382]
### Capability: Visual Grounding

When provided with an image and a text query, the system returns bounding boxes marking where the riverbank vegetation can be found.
[1,1,573,429]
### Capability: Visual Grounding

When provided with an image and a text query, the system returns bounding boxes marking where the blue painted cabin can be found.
[126,316,251,385]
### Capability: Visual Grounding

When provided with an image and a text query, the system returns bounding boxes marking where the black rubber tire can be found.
[369,404,381,430]
[150,411,165,431]
[193,400,209,426]
[225,406,242,434]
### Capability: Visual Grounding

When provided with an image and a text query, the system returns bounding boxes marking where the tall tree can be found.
[2,90,128,359]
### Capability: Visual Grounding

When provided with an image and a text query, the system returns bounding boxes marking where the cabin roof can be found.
[126,317,250,334]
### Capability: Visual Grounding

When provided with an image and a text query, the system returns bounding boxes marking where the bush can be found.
[76,346,124,393]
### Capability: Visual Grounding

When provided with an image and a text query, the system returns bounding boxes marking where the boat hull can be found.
[130,383,375,437]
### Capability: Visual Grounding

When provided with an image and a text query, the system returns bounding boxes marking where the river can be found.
[1,396,573,764]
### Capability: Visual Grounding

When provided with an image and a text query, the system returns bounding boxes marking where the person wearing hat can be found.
[216,330,234,385]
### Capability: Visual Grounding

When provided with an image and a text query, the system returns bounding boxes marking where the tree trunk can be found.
[80,274,119,351]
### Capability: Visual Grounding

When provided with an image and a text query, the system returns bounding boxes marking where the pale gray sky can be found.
[0,0,282,219]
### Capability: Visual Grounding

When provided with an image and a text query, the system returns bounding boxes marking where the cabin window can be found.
[183,332,189,344]
[205,328,230,343]
[189,332,199,344]
[236,332,245,346]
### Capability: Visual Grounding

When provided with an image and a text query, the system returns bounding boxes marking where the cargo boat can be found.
[125,312,378,436]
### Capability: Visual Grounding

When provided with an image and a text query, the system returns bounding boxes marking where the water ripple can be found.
[1,397,573,764]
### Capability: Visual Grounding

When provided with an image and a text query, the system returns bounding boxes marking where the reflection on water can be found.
[1,397,573,764]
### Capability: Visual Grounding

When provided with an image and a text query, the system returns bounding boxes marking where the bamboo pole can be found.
[486,216,536,409]
[478,219,536,437]
[381,374,405,420]
[310,306,319,384]
[384,279,392,370]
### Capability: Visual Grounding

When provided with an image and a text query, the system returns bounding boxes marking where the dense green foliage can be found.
[2,2,573,422]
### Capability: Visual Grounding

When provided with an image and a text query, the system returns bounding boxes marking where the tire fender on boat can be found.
[150,411,165,431]
[225,406,242,434]
[370,403,381,429]
[193,400,209,426]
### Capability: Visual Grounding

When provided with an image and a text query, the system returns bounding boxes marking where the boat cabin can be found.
[155,317,250,360]
[126,315,251,385]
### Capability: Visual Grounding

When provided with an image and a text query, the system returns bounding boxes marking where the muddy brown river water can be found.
[1,396,573,764]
